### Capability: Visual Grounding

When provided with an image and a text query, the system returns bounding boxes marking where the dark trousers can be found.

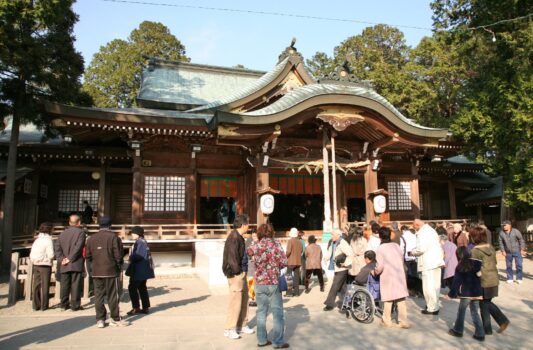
[94,277,121,321]
[128,278,150,309]
[32,265,51,311]
[60,271,83,309]
[287,266,300,296]
[304,268,324,290]
[324,270,348,308]
[480,298,509,334]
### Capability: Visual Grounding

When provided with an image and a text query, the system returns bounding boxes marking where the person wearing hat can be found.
[498,220,526,284]
[285,227,302,297]
[86,216,128,328]
[127,226,155,315]
[29,222,55,311]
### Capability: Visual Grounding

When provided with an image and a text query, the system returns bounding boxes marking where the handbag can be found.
[125,263,135,277]
[335,253,347,267]
[278,274,288,292]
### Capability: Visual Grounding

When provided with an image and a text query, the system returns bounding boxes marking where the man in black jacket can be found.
[86,216,128,328]
[56,214,86,311]
[222,214,253,339]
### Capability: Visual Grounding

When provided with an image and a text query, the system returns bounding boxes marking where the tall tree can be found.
[323,25,414,116]
[431,0,533,214]
[403,33,467,127]
[0,0,87,272]
[83,21,190,108]
[305,51,335,79]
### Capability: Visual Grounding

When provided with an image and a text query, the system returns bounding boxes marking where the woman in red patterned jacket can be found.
[247,224,289,349]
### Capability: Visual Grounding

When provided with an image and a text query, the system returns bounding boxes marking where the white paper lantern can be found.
[373,195,387,214]
[260,194,275,215]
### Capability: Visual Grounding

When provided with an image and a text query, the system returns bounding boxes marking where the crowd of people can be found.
[29,213,527,347]
[29,214,155,328]
[220,216,527,347]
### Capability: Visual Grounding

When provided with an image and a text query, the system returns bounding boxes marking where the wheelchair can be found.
[340,275,383,323]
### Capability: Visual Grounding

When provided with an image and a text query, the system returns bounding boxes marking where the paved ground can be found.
[0,257,531,350]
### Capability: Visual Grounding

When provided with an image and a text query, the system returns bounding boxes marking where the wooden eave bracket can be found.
[316,109,365,132]
[369,133,400,151]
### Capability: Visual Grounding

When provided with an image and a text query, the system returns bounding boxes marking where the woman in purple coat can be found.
[374,226,410,329]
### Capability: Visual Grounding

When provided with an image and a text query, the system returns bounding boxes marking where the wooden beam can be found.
[369,134,399,151]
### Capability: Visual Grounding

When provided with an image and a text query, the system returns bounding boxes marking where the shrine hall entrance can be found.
[269,174,324,231]
[199,176,237,225]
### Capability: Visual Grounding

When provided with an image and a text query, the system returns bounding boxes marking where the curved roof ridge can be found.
[186,57,290,113]
[240,83,445,132]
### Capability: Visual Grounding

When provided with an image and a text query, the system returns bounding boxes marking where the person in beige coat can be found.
[323,229,354,311]
[347,225,367,282]
[304,235,324,293]
[286,227,302,297]
[374,226,410,328]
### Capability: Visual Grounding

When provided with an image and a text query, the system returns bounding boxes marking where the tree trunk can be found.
[1,88,23,273]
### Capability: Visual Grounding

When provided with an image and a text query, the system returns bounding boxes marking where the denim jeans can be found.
[480,298,509,334]
[505,252,523,280]
[255,284,285,347]
[452,299,484,338]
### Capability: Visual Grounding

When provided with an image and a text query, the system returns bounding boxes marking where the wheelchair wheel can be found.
[351,289,375,323]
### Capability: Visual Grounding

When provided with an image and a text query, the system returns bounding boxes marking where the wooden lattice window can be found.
[144,176,186,212]
[58,189,98,213]
[388,181,412,211]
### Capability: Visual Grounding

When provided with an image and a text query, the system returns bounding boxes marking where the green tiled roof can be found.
[187,57,292,112]
[138,61,265,108]
[464,177,503,205]
[218,83,447,138]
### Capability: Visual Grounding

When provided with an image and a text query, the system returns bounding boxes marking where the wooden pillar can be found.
[256,161,269,226]
[364,164,378,223]
[98,165,106,218]
[189,153,197,225]
[411,164,421,219]
[425,185,433,219]
[331,134,339,229]
[448,180,457,219]
[476,205,483,221]
[132,152,142,224]
[322,129,332,230]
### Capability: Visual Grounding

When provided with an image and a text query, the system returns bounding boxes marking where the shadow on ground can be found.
[0,316,94,349]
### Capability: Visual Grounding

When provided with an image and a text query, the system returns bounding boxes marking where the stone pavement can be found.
[0,257,531,350]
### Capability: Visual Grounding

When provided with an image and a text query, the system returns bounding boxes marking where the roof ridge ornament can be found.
[278,37,304,64]
[318,61,373,89]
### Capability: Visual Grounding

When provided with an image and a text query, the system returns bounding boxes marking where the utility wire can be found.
[101,0,433,31]
[468,13,532,30]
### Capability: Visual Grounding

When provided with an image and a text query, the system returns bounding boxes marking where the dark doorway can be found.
[347,198,365,222]
[199,197,236,225]
[270,194,323,231]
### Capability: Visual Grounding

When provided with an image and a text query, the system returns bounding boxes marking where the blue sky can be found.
[73,0,435,71]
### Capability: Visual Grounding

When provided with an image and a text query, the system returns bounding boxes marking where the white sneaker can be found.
[109,319,130,327]
[516,280,523,284]
[506,280,514,284]
[237,326,255,334]
[224,329,241,339]
[96,320,105,328]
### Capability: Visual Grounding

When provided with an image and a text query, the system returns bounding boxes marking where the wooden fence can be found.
[8,252,91,306]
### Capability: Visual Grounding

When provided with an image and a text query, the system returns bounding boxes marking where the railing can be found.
[12,219,466,247]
